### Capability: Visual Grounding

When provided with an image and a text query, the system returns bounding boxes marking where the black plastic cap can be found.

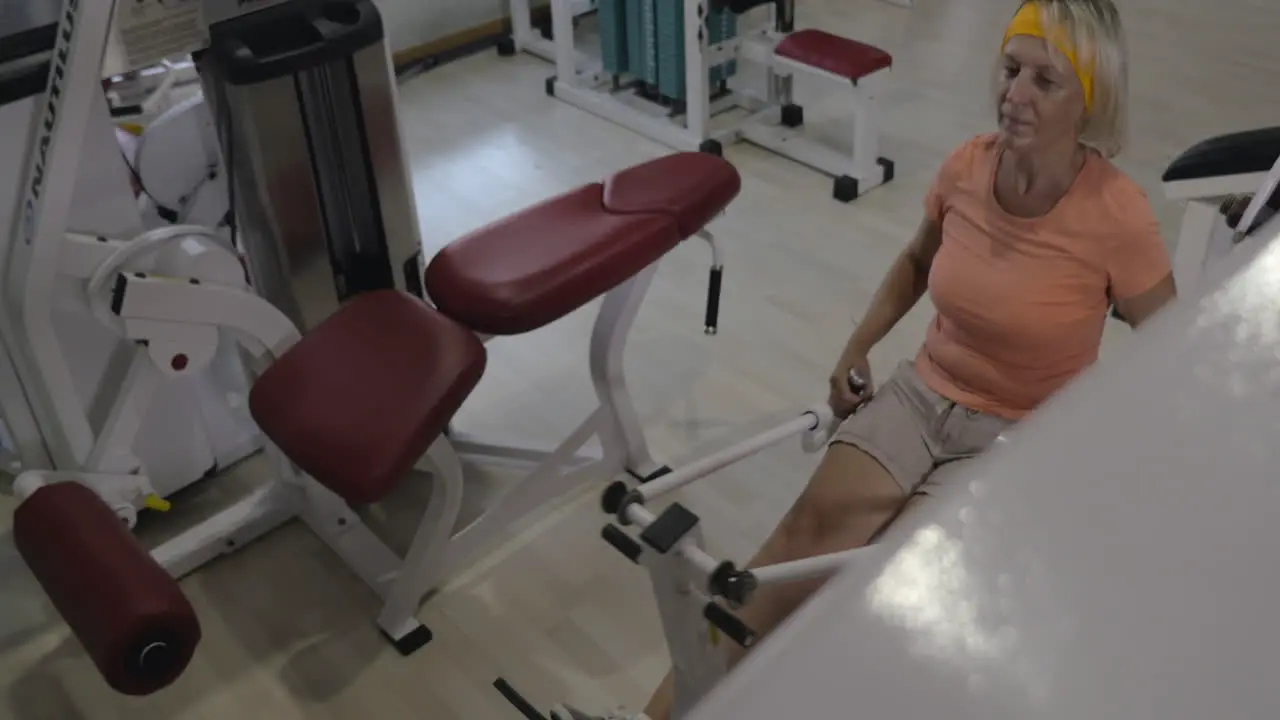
[110,274,129,316]
[878,156,895,183]
[833,175,859,203]
[601,481,629,515]
[781,103,804,128]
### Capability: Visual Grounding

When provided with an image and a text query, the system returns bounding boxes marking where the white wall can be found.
[375,0,511,54]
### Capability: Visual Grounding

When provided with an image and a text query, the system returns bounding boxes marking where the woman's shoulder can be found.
[1077,152,1157,226]
[936,133,1001,182]
[946,132,1002,165]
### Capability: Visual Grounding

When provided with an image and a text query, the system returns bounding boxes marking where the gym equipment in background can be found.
[512,0,901,202]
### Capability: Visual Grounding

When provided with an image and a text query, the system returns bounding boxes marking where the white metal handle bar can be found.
[630,366,870,506]
[635,403,832,505]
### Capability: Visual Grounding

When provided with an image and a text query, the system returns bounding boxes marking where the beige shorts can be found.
[831,360,1013,495]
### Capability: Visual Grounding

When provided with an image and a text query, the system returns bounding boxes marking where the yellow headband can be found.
[1003,2,1093,111]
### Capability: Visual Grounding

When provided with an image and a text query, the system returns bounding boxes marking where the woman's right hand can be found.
[828,354,874,418]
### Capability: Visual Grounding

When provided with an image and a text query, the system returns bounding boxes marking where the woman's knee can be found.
[777,443,907,551]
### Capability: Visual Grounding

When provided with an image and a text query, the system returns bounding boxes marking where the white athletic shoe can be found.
[549,704,650,720]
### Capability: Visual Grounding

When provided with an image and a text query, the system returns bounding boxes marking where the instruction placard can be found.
[113,0,208,71]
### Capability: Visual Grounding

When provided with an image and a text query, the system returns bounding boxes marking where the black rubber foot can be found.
[545,75,557,97]
[496,36,516,57]
[698,139,723,156]
[383,624,433,656]
[833,175,859,203]
[878,156,895,183]
[629,465,673,484]
[781,103,804,128]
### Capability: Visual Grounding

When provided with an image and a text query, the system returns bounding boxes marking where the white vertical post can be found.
[1,0,121,469]
[646,528,729,719]
[684,0,710,140]
[589,264,662,478]
[551,0,578,83]
[850,72,882,180]
[510,0,537,51]
[1172,200,1220,291]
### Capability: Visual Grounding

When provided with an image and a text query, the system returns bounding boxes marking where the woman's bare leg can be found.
[642,443,906,720]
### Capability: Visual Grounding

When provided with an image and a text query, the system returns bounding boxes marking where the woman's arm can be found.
[841,216,942,359]
[1114,272,1176,328]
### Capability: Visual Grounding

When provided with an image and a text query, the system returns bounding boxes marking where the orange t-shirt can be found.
[915,133,1171,420]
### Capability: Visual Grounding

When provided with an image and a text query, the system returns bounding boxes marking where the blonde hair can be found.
[1001,0,1130,158]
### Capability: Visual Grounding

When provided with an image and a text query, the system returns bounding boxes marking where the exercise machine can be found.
[530,0,897,202]
[0,2,258,501]
[8,0,740,696]
[1162,126,1280,289]
[679,200,1280,720]
[495,373,871,720]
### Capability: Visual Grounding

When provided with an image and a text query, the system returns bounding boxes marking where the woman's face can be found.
[997,34,1087,152]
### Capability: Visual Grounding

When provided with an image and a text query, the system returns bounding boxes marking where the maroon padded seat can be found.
[249,290,486,505]
[426,153,742,336]
[425,184,680,336]
[774,30,892,81]
[602,152,742,237]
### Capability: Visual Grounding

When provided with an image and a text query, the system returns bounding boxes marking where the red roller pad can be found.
[14,482,201,696]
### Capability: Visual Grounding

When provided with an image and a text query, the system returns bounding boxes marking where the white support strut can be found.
[2,0,122,469]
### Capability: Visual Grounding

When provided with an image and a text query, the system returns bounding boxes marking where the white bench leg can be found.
[374,436,467,654]
[589,263,666,481]
[834,70,894,202]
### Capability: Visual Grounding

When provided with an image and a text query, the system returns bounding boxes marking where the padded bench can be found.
[250,151,741,508]
[767,29,896,202]
[1162,126,1280,184]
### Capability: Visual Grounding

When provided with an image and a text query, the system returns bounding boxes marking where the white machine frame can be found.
[589,401,870,718]
[7,0,707,655]
[1163,153,1277,290]
[542,0,893,198]
[507,0,599,63]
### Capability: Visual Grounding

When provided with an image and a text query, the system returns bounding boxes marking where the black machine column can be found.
[199,0,425,332]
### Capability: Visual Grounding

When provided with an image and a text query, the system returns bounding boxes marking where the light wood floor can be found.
[3,0,1279,717]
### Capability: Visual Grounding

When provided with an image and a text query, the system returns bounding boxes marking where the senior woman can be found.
[556,1,1176,718]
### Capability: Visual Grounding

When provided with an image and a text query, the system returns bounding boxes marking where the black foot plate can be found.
[628,465,672,484]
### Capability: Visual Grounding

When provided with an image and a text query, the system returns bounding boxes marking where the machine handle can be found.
[493,678,550,720]
[602,524,643,563]
[704,265,723,335]
[847,369,868,396]
[209,0,385,86]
